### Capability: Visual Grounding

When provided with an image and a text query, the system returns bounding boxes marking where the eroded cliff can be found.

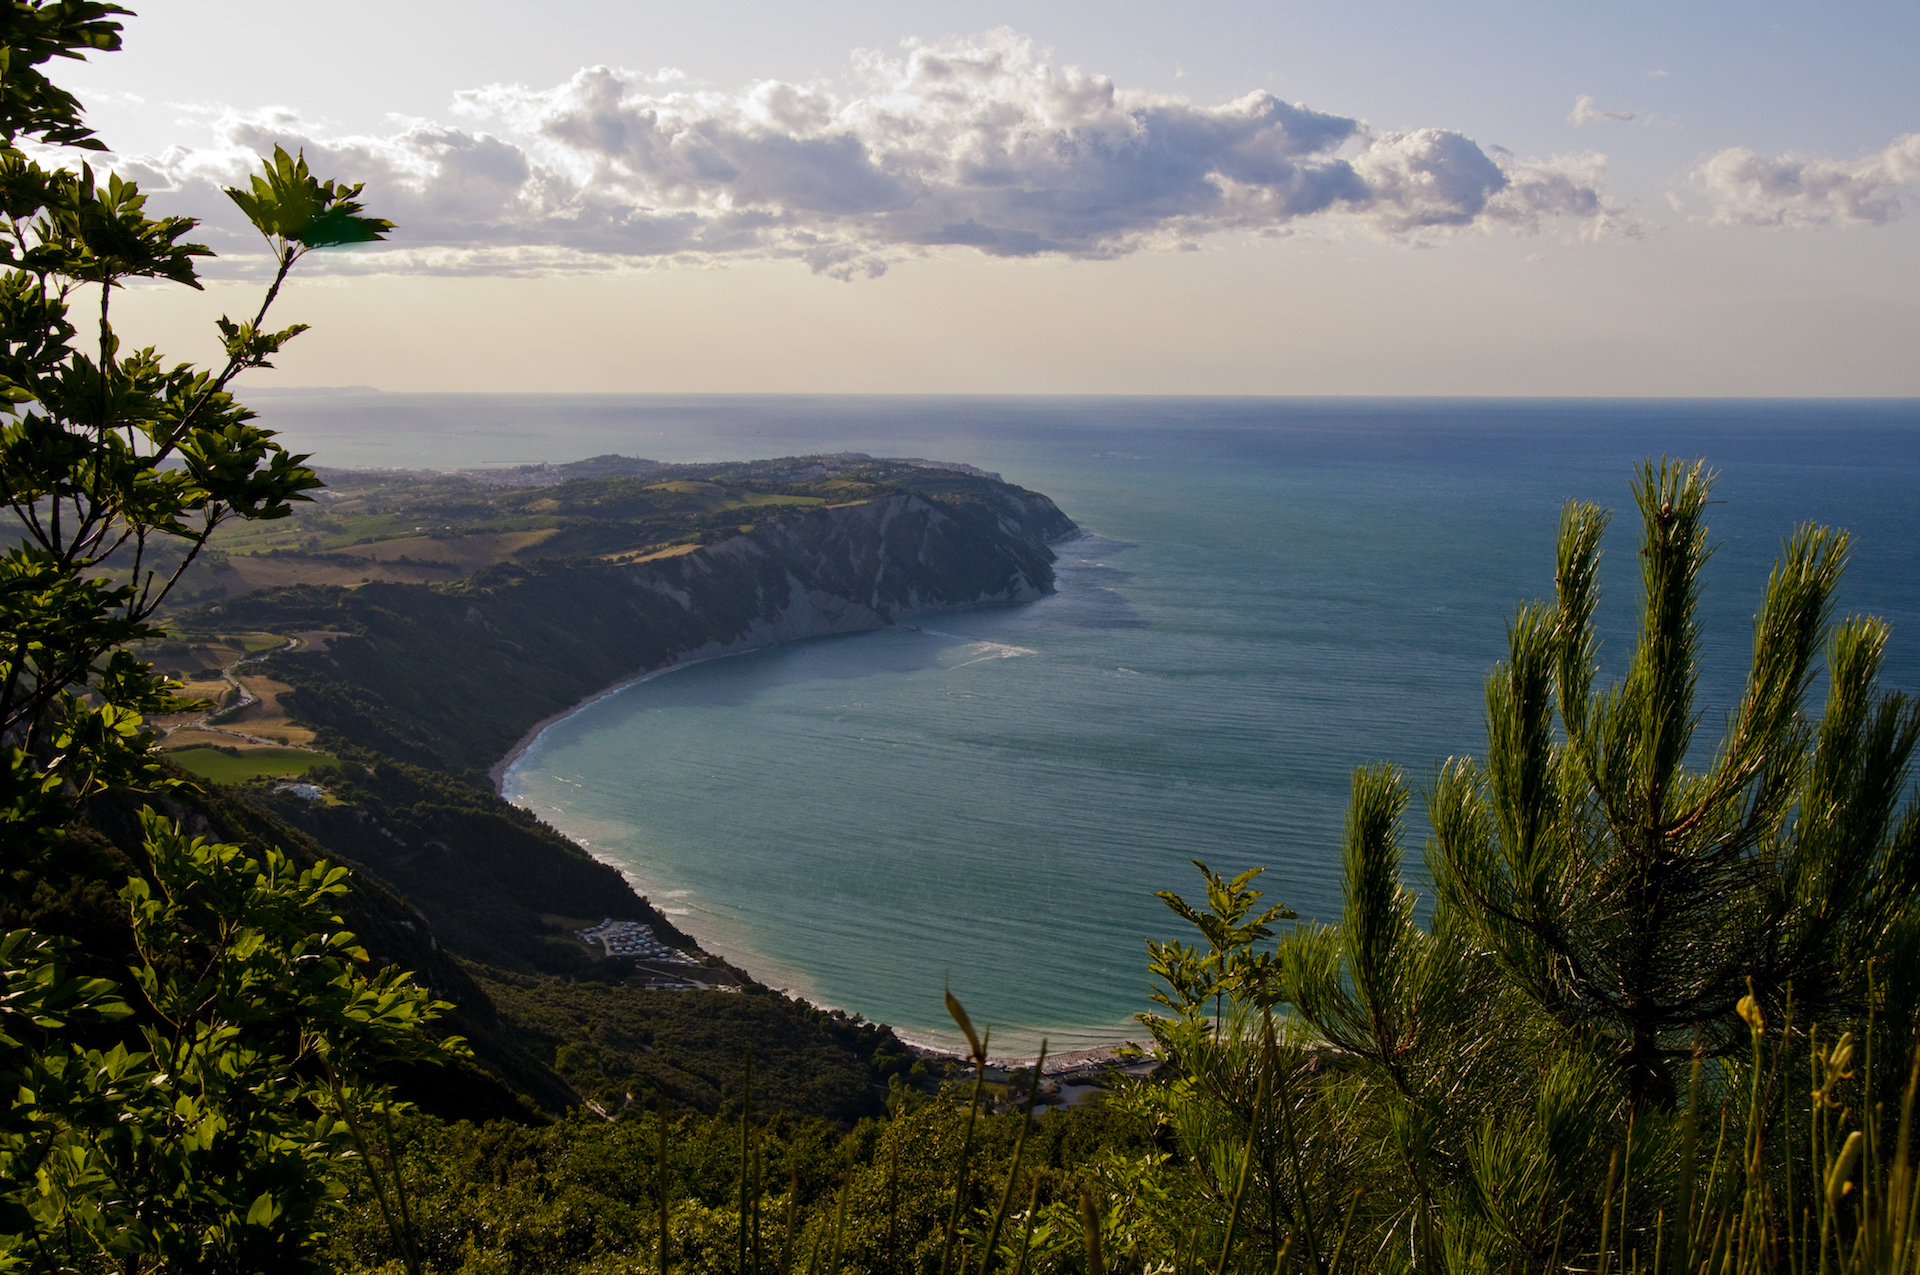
[627,482,1076,666]
[212,466,1077,781]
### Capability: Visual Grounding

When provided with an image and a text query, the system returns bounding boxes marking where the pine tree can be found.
[1429,459,1920,1106]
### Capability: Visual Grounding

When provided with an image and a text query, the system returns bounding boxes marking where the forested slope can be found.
[135,457,1080,1126]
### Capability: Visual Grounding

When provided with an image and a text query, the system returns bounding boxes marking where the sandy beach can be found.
[905,1038,1153,1075]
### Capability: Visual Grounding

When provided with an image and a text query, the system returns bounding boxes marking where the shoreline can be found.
[489,545,1108,1060]
[901,1037,1155,1075]
[488,648,744,793]
[490,625,1156,1063]
[492,522,1090,793]
[491,529,1088,793]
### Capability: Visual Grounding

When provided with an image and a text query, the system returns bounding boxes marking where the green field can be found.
[166,746,332,783]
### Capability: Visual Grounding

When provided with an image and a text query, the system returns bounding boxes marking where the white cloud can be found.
[1694,133,1920,228]
[1568,95,1637,126]
[1567,95,1678,131]
[113,29,1625,279]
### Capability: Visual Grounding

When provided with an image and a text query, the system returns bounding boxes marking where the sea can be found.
[246,393,1920,1058]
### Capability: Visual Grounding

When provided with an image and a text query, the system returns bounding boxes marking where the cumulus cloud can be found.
[1694,133,1920,228]
[113,30,1624,278]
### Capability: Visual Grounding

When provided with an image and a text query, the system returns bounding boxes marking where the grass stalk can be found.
[940,992,991,1275]
[755,1143,767,1275]
[1324,1189,1363,1275]
[980,1042,1048,1275]
[1600,1145,1623,1275]
[1548,1202,1571,1275]
[1703,1106,1732,1259]
[1622,1115,1637,1275]
[1893,1045,1920,1266]
[659,1088,673,1275]
[1012,1174,1043,1275]
[379,1101,422,1275]
[782,1164,800,1275]
[1273,1055,1324,1275]
[827,1177,850,1275]
[1081,1187,1106,1275]
[1215,1046,1272,1275]
[804,1223,823,1275]
[741,1047,755,1275]
[328,1069,417,1275]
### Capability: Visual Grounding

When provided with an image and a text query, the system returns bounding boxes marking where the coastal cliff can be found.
[615,482,1075,675]
[210,466,1076,780]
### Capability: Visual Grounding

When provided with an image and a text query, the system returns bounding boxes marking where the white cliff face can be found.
[626,487,1074,666]
[248,467,1077,789]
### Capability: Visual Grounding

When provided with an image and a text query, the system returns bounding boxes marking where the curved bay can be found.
[482,400,1920,1055]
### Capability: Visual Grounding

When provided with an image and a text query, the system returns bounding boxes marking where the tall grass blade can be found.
[947,987,984,1063]
[1893,1045,1920,1266]
[1325,1189,1363,1275]
[804,1225,823,1275]
[1548,1202,1572,1275]
[659,1087,673,1275]
[981,1042,1049,1275]
[1273,1057,1323,1275]
[1600,1145,1623,1275]
[940,1005,991,1275]
[1012,1174,1042,1275]
[1621,1115,1637,1275]
[828,1177,850,1275]
[782,1164,800,1275]
[1215,1048,1271,1275]
[1826,1131,1865,1218]
[755,1143,767,1275]
[1081,1187,1106,1275]
[331,1073,416,1275]
[379,1101,423,1275]
[741,1047,755,1275]
[889,1136,901,1275]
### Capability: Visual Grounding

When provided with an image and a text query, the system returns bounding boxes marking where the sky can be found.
[58,0,1920,395]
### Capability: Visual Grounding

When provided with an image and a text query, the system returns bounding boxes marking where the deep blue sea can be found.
[248,393,1920,1056]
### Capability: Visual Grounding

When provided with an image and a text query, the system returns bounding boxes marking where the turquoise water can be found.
[252,394,1920,1055]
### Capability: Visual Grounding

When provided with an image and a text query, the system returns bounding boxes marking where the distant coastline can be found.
[234,383,383,397]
